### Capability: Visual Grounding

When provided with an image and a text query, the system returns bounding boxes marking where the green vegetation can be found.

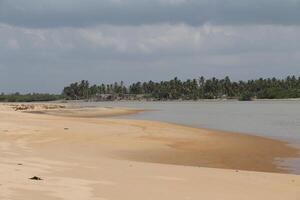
[63,76,300,101]
[238,91,253,101]
[0,93,62,102]
[1,76,299,102]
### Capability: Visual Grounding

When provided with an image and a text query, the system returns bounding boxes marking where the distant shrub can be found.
[257,88,300,99]
[0,93,62,102]
[239,92,253,101]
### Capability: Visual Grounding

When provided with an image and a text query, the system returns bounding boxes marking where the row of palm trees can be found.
[62,76,300,100]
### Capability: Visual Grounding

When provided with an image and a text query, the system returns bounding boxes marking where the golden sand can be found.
[0,103,299,200]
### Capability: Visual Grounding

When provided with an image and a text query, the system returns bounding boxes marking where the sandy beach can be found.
[0,103,299,200]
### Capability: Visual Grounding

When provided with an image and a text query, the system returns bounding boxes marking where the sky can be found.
[0,0,300,93]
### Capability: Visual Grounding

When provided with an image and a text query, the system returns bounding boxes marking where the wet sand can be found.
[0,103,299,199]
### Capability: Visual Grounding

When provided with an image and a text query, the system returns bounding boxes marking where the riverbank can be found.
[0,103,299,199]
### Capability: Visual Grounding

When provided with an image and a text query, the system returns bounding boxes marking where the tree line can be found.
[0,93,62,102]
[62,76,300,101]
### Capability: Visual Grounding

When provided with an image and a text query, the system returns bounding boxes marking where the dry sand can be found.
[0,103,299,200]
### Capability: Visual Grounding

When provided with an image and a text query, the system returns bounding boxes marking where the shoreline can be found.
[1,103,299,173]
[0,103,299,199]
[62,98,300,103]
[115,120,299,173]
[2,97,300,108]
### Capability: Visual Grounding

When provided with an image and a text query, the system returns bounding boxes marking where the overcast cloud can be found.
[0,0,299,93]
[1,0,300,27]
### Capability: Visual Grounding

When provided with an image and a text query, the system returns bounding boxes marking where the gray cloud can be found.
[0,0,299,28]
[0,0,299,93]
[0,23,299,93]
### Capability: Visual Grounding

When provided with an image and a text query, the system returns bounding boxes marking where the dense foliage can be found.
[0,93,62,102]
[63,76,300,101]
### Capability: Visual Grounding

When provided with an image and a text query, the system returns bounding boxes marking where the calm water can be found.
[83,101,300,143]
[80,100,300,173]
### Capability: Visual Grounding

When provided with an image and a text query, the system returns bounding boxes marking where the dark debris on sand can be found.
[29,176,43,181]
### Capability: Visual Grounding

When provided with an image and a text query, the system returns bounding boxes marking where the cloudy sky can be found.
[0,0,300,93]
